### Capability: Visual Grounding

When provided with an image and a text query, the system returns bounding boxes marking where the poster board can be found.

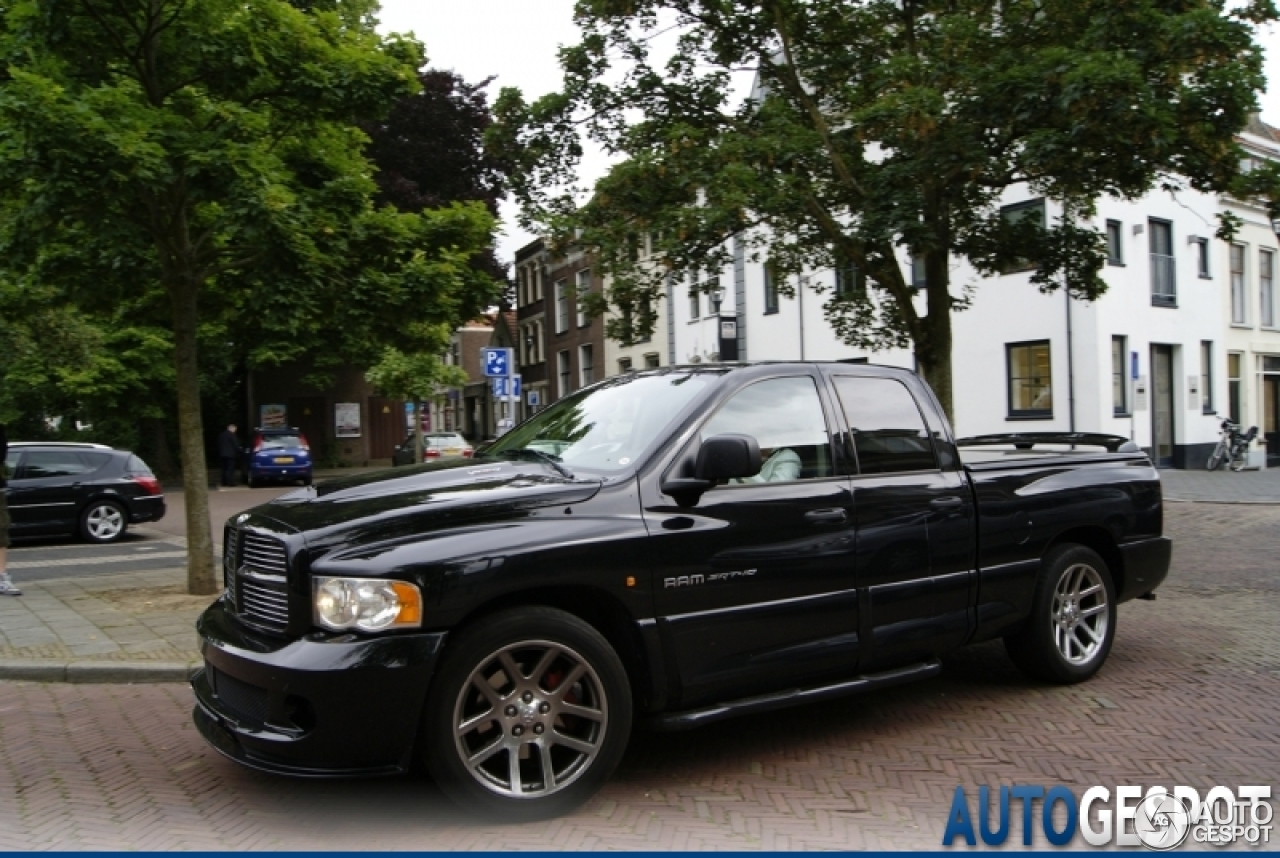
[335,402,362,438]
[259,403,287,428]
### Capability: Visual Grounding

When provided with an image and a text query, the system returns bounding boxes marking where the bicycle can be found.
[1206,419,1258,471]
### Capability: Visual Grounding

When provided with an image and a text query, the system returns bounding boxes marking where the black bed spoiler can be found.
[955,432,1141,453]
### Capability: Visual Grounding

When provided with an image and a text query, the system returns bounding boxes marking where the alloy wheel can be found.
[1050,563,1109,665]
[452,639,608,799]
[86,503,125,541]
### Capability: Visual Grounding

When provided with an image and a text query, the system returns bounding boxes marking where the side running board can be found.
[646,659,942,731]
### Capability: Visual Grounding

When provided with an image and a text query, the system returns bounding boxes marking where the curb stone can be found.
[0,659,200,684]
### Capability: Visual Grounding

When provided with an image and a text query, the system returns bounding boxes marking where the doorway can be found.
[1151,345,1175,467]
[1264,356,1280,467]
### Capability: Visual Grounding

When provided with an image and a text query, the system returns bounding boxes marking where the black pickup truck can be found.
[192,362,1170,818]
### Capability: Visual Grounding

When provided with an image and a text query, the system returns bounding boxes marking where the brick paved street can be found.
[0,501,1276,850]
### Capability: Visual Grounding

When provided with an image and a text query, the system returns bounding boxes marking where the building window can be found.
[705,271,722,314]
[835,259,866,299]
[617,356,633,374]
[1112,336,1127,416]
[1001,198,1046,273]
[1200,341,1214,414]
[1195,237,1211,279]
[1149,219,1176,307]
[557,350,571,398]
[1230,243,1247,324]
[1227,352,1242,424]
[555,279,569,333]
[688,272,700,319]
[1106,220,1124,266]
[763,262,779,314]
[1261,248,1276,328]
[579,344,594,386]
[644,352,660,369]
[910,253,927,288]
[1007,340,1053,418]
[575,268,591,327]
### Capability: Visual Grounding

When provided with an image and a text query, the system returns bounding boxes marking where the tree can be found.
[364,68,511,287]
[0,0,496,594]
[491,0,1279,419]
[364,332,469,464]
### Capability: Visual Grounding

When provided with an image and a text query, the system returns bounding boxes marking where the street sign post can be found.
[483,347,517,435]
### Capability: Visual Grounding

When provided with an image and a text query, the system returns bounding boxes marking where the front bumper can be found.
[192,598,447,776]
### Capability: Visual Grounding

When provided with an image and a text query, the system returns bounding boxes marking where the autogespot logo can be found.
[942,784,1273,849]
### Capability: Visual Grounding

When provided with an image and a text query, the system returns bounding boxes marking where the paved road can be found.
[1,501,1276,850]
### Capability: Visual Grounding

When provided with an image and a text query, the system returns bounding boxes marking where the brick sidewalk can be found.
[0,503,1276,849]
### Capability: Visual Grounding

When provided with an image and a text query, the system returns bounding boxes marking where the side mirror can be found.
[695,433,762,481]
[661,433,762,503]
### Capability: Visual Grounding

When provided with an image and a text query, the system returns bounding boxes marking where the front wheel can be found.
[421,607,633,821]
[80,499,128,543]
[1206,441,1227,471]
[1004,544,1117,684]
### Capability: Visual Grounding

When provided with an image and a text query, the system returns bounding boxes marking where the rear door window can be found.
[18,451,101,479]
[833,377,939,474]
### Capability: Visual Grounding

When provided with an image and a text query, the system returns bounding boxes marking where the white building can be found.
[1221,118,1280,468]
[605,175,1277,467]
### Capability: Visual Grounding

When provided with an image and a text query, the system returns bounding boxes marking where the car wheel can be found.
[1004,544,1117,684]
[421,607,633,821]
[302,475,313,486]
[247,473,258,488]
[80,499,128,543]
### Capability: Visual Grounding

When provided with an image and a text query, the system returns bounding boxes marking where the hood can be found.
[244,456,603,545]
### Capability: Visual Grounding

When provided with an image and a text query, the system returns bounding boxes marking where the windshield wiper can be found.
[487,448,575,480]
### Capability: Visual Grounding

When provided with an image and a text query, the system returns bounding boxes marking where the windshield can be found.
[483,370,721,473]
[259,434,305,450]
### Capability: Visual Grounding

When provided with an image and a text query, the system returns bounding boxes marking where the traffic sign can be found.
[527,390,541,407]
[491,376,522,398]
[482,347,513,378]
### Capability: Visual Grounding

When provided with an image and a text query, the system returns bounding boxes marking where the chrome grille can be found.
[241,577,290,629]
[224,529,291,633]
[223,527,241,610]
[241,533,288,576]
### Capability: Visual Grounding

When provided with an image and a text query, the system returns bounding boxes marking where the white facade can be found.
[1220,122,1280,468]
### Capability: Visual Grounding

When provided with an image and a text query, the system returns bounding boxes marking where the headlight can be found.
[313,577,422,632]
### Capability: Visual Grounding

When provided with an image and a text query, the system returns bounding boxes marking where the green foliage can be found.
[493,0,1277,416]
[0,0,498,593]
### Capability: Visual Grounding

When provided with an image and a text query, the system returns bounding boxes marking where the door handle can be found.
[805,508,848,525]
[930,496,964,509]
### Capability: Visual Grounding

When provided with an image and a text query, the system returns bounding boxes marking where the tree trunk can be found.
[919,244,956,427]
[169,277,218,595]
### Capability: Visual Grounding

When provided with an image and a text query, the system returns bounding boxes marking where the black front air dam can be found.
[192,598,447,776]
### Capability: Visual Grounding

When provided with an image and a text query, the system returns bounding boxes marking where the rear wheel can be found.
[80,500,128,543]
[1004,544,1116,684]
[421,607,632,821]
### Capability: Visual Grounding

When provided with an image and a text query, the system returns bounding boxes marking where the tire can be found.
[80,499,128,543]
[247,472,258,489]
[421,607,633,821]
[1229,446,1246,472]
[1206,442,1226,471]
[1004,544,1117,684]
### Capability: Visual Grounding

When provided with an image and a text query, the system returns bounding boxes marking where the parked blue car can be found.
[244,427,313,487]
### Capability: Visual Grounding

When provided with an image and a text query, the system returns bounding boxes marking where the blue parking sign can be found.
[491,376,522,398]
[482,347,512,378]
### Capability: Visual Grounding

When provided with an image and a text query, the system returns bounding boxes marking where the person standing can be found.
[217,423,240,489]
[0,422,19,596]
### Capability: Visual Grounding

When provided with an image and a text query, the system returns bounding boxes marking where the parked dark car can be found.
[391,432,474,466]
[2,442,165,543]
[244,427,312,488]
[194,363,1170,820]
